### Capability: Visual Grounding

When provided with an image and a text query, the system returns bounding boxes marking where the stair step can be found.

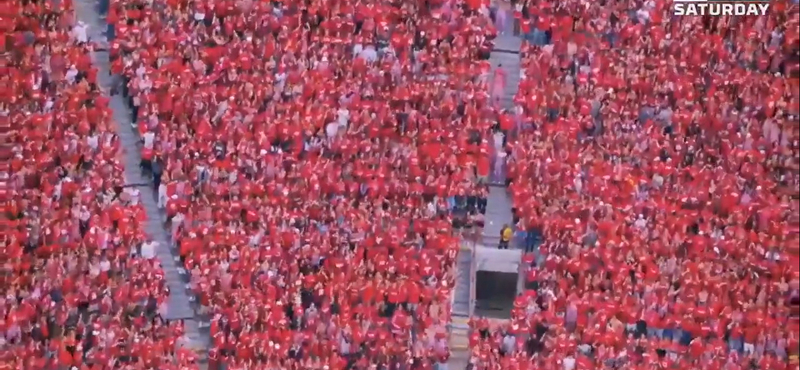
[486,39,522,235]
[490,44,522,111]
[452,247,473,316]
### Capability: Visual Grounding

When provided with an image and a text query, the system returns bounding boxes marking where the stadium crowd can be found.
[5,0,510,369]
[4,0,800,369]
[4,0,201,369]
[469,1,800,370]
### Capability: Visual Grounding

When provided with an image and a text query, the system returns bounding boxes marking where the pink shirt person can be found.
[492,64,507,106]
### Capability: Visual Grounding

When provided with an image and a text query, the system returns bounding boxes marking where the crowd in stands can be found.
[468,0,800,370]
[6,0,508,368]
[4,0,201,369]
[106,0,508,368]
[6,0,800,369]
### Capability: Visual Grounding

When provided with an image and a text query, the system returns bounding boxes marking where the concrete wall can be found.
[474,245,522,273]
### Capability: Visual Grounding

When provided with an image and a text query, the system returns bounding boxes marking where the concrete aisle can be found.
[452,244,475,317]
[483,5,521,248]
[449,5,525,369]
[73,0,210,363]
[482,187,516,247]
[489,6,522,110]
[449,316,471,369]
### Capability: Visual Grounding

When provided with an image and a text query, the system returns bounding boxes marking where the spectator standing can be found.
[151,156,163,192]
[491,64,507,106]
[499,224,512,249]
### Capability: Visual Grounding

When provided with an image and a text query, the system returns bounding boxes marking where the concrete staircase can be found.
[490,10,522,110]
[74,0,210,363]
[449,316,471,368]
[452,244,474,317]
[447,7,524,370]
[482,187,516,248]
[449,241,474,369]
[483,7,521,248]
[489,49,522,110]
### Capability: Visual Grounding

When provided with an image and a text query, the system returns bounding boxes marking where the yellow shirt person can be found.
[499,224,512,249]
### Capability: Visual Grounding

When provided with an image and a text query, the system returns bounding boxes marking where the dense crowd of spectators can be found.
[7,0,800,369]
[469,0,800,370]
[105,0,509,368]
[4,0,202,369]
